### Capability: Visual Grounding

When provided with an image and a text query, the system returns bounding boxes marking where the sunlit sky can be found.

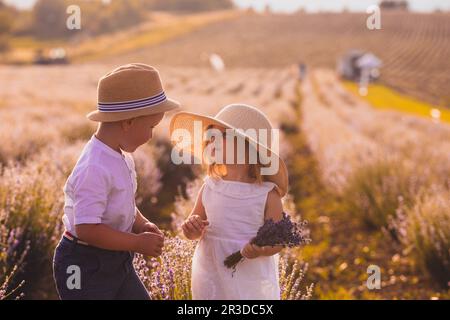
[6,0,450,12]
[234,0,450,12]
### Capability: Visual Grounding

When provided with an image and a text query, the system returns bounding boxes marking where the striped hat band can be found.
[98,91,167,112]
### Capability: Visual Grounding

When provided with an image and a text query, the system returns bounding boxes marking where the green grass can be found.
[8,37,65,49]
[343,82,450,123]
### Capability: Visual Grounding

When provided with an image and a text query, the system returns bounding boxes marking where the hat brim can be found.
[170,111,289,197]
[87,98,180,122]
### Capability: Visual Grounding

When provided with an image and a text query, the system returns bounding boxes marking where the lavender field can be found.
[0,2,449,300]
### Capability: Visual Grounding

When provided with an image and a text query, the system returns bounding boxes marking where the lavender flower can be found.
[134,233,197,300]
[224,212,310,272]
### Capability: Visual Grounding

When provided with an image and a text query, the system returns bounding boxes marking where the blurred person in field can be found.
[53,63,180,300]
[170,104,288,299]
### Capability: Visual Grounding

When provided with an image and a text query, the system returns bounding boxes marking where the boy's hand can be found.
[241,243,266,259]
[138,222,163,236]
[134,232,164,257]
[182,215,209,239]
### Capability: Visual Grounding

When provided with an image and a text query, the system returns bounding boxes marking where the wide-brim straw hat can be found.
[169,104,289,197]
[87,63,180,122]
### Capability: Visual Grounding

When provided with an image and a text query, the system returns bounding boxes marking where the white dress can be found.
[191,176,280,300]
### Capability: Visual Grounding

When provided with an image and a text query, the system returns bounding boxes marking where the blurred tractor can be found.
[337,50,382,96]
[33,48,69,65]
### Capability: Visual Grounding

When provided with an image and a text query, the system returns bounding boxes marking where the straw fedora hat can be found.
[87,63,180,122]
[169,104,289,197]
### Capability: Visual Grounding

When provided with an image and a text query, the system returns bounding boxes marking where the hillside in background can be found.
[1,0,234,39]
[108,11,450,107]
[2,3,449,107]
[145,0,233,12]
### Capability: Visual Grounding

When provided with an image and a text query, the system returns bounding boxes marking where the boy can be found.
[53,63,180,300]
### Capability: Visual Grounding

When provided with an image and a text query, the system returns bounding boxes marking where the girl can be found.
[169,103,289,300]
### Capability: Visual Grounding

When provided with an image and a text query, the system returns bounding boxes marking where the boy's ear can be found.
[121,118,136,131]
[151,112,165,126]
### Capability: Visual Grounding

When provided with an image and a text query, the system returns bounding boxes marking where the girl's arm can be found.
[181,184,209,240]
[242,188,284,258]
[261,188,284,256]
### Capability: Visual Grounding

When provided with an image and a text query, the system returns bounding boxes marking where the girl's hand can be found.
[241,243,266,259]
[182,215,209,240]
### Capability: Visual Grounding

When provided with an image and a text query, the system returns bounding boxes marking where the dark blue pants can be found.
[53,237,150,300]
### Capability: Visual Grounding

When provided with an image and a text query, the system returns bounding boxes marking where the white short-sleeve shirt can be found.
[62,135,138,237]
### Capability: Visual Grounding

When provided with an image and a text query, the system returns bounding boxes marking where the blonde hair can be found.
[207,162,265,185]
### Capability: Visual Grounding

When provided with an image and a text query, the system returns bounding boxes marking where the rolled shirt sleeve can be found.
[73,165,110,225]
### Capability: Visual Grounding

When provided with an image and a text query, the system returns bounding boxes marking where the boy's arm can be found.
[76,223,138,251]
[132,207,163,235]
[72,165,163,256]
[76,223,164,257]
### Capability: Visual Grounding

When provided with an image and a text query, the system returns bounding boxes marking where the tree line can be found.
[0,0,234,45]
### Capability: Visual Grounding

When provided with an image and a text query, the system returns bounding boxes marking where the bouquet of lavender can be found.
[224,212,310,271]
